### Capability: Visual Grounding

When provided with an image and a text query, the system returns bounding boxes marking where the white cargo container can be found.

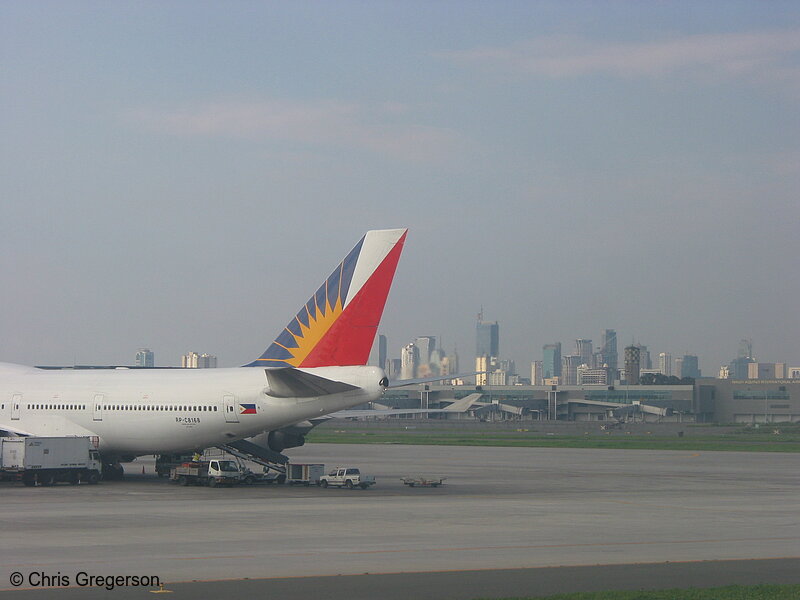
[0,436,102,486]
[286,463,325,486]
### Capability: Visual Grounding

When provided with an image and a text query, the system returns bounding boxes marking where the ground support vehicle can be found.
[155,453,195,478]
[286,463,325,486]
[319,467,375,489]
[239,467,284,485]
[170,459,242,487]
[0,436,101,486]
[401,476,446,488]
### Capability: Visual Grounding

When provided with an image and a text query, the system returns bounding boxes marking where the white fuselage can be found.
[0,363,384,456]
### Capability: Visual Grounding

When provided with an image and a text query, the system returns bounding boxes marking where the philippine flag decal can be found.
[239,404,257,415]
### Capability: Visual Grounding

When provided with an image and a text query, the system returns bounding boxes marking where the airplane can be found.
[0,228,407,478]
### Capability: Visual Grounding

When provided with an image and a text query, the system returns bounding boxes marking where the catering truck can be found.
[0,436,102,486]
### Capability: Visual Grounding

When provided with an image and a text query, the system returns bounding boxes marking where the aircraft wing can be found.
[331,393,484,419]
[0,416,99,438]
[387,373,479,388]
[264,368,360,398]
[0,421,37,437]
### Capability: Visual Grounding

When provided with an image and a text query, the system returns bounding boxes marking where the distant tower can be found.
[624,345,641,385]
[637,345,651,370]
[674,356,684,379]
[561,355,581,385]
[575,339,593,368]
[658,352,672,376]
[738,339,753,359]
[476,311,499,359]
[401,343,419,380]
[681,355,701,378]
[414,336,436,366]
[542,343,562,379]
[600,329,618,376]
[135,348,154,368]
[531,361,543,385]
[181,352,217,368]
[448,348,459,375]
[378,335,388,371]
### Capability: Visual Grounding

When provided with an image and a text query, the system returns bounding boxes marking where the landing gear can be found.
[102,462,125,480]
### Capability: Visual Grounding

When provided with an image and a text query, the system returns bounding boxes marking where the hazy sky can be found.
[2,2,798,374]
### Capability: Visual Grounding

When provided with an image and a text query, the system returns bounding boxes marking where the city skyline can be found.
[2,3,798,372]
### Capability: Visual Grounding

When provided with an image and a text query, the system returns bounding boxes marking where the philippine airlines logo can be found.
[239,404,257,415]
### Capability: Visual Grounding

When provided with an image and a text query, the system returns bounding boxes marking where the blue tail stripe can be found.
[338,236,363,304]
[246,233,367,366]
[286,318,302,337]
[274,329,298,350]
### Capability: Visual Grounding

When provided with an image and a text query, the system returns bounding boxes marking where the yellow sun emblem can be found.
[272,284,345,367]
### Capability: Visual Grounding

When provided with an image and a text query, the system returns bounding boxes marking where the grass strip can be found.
[480,583,800,599]
[306,431,800,452]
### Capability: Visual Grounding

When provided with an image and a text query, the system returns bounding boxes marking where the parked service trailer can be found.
[0,436,102,486]
[286,463,324,486]
[401,476,446,488]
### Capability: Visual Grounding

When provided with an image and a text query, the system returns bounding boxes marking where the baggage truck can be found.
[286,463,324,486]
[170,459,242,487]
[0,436,102,486]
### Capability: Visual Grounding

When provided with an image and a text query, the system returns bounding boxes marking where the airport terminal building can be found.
[381,378,800,424]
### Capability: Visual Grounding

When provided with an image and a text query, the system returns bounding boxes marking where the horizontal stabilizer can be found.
[264,368,360,398]
[387,372,480,388]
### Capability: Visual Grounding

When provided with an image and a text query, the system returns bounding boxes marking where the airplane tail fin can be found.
[246,229,407,368]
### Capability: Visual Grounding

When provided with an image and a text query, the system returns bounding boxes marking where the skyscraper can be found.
[531,361,543,385]
[680,355,701,378]
[624,345,641,385]
[729,340,755,379]
[401,343,419,380]
[135,348,154,368]
[658,352,672,376]
[378,335,387,371]
[414,336,436,366]
[600,329,618,375]
[637,344,652,370]
[543,343,562,379]
[561,355,581,385]
[181,352,217,368]
[575,339,593,367]
[476,315,499,359]
[738,339,753,359]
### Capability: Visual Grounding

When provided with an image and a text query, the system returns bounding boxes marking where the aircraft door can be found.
[11,394,21,420]
[93,394,104,421]
[223,395,239,423]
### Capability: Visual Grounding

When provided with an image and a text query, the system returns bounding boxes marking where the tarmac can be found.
[1,443,799,598]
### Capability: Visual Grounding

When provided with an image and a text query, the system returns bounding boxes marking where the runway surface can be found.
[1,444,799,598]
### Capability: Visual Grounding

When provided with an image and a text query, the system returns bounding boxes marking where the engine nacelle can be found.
[266,430,306,452]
